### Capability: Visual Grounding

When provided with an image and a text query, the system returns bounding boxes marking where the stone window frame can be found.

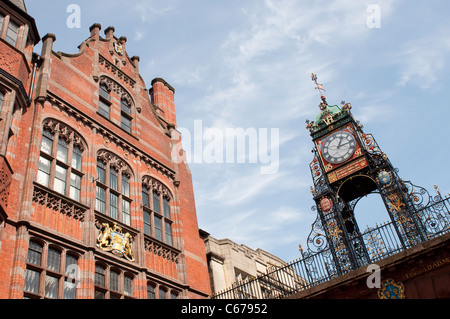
[98,76,136,135]
[0,9,27,50]
[94,262,135,299]
[23,238,81,299]
[142,176,174,247]
[146,280,180,299]
[37,119,86,203]
[95,149,133,226]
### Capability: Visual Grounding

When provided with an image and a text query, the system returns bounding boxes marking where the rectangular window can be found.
[123,200,131,226]
[47,248,61,272]
[165,221,173,246]
[57,138,69,163]
[110,271,119,292]
[27,242,43,266]
[5,19,19,46]
[64,279,76,299]
[95,186,106,213]
[54,164,67,194]
[95,290,105,299]
[44,275,59,299]
[142,188,149,208]
[122,174,130,197]
[72,146,82,170]
[94,265,105,287]
[37,156,51,187]
[147,284,155,299]
[143,210,151,236]
[70,173,81,202]
[154,216,162,241]
[153,192,160,214]
[41,130,54,155]
[121,114,132,133]
[110,168,118,191]
[159,287,166,299]
[24,269,40,294]
[99,100,110,118]
[97,161,106,184]
[121,100,131,115]
[0,14,4,34]
[163,198,170,219]
[124,276,133,296]
[110,193,118,219]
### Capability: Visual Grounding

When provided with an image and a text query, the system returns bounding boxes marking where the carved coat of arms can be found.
[97,222,135,262]
[114,42,124,56]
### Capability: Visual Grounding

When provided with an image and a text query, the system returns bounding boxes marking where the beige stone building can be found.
[201,231,302,297]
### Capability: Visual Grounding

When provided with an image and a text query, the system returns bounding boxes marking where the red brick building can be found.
[0,0,210,299]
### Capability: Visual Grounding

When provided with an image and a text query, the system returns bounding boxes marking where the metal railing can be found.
[211,195,450,299]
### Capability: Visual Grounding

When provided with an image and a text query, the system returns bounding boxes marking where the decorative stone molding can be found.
[99,54,136,88]
[97,149,132,178]
[99,76,134,107]
[144,237,180,263]
[142,175,173,200]
[32,183,87,221]
[43,118,86,151]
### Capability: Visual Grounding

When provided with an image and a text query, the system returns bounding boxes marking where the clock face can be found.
[321,131,357,164]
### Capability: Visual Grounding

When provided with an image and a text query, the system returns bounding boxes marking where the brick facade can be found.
[0,1,210,299]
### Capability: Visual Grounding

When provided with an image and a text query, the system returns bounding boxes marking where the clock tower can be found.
[305,74,427,273]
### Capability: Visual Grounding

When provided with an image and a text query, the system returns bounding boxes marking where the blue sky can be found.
[27,1,450,262]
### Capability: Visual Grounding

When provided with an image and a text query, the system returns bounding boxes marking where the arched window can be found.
[98,77,135,134]
[37,120,85,202]
[98,82,111,119]
[0,91,4,113]
[95,150,132,225]
[94,263,134,299]
[142,177,173,246]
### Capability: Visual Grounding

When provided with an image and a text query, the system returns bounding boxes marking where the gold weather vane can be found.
[311,73,326,96]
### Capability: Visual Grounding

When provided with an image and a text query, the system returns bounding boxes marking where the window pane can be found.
[41,130,53,154]
[65,255,78,275]
[147,283,155,299]
[123,200,131,226]
[95,265,105,287]
[110,193,118,219]
[143,210,151,236]
[165,221,173,246]
[142,188,149,208]
[5,20,19,46]
[99,100,110,118]
[0,92,3,113]
[153,192,160,213]
[163,198,170,219]
[110,270,119,292]
[99,84,110,100]
[27,241,43,266]
[54,164,67,194]
[154,216,162,241]
[70,173,81,201]
[97,161,106,184]
[159,287,166,299]
[0,14,4,34]
[45,275,59,299]
[72,146,82,170]
[24,269,40,294]
[110,168,118,191]
[121,100,131,115]
[121,115,132,133]
[57,138,69,163]
[47,248,61,272]
[122,174,130,197]
[95,290,105,299]
[96,186,106,213]
[64,279,76,299]
[124,276,133,296]
[37,156,51,187]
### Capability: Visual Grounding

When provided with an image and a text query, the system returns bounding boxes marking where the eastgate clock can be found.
[321,131,357,164]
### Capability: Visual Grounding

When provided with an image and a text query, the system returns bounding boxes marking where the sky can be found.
[26,0,450,263]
